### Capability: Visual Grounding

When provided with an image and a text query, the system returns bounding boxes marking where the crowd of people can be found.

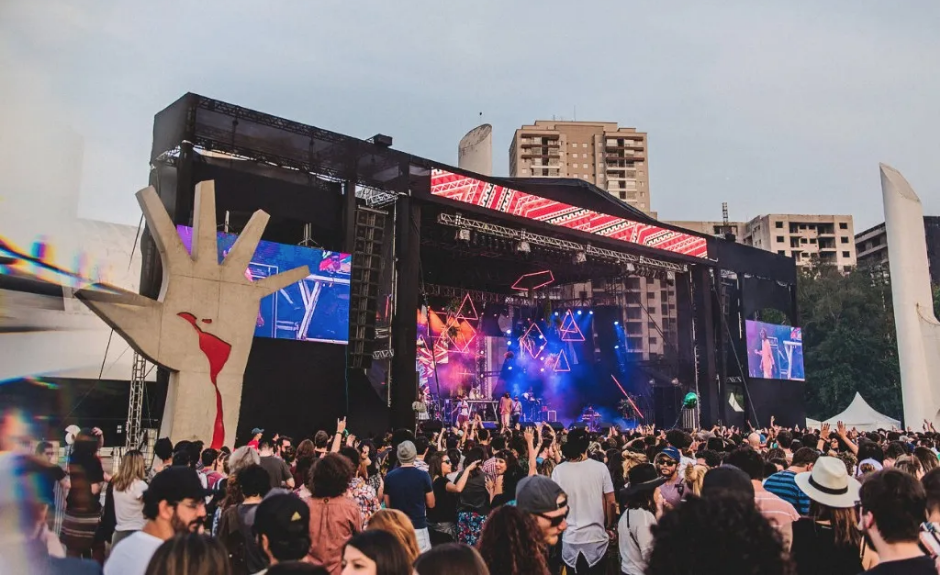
[1,401,940,575]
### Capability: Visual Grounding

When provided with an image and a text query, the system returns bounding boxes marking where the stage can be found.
[138,93,803,443]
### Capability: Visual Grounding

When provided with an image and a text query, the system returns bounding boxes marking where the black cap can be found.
[254,493,310,542]
[144,467,211,507]
[516,476,566,515]
[624,463,668,496]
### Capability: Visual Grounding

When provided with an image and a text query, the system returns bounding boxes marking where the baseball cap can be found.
[516,476,566,515]
[254,493,310,542]
[145,466,211,507]
[397,440,417,464]
[659,446,681,462]
[251,427,265,435]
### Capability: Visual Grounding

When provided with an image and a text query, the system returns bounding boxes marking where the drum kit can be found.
[580,405,602,431]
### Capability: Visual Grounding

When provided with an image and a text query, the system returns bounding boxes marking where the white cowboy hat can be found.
[795,456,860,509]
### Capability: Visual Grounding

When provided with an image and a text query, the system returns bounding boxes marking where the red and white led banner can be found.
[430,169,709,259]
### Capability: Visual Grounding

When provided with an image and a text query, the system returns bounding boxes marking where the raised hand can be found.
[336,417,347,434]
[836,420,847,437]
[76,182,309,449]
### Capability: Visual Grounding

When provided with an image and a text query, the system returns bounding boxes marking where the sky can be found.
[1,0,938,232]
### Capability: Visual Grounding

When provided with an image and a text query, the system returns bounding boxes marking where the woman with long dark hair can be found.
[293,439,316,490]
[477,505,550,575]
[490,449,525,507]
[357,439,384,500]
[60,428,106,559]
[144,533,232,575]
[341,530,412,575]
[618,463,665,575]
[791,457,876,574]
[426,451,476,543]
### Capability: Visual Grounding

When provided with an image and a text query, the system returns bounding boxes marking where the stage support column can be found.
[675,271,695,389]
[342,177,358,253]
[715,271,730,426]
[692,266,720,428]
[390,195,420,430]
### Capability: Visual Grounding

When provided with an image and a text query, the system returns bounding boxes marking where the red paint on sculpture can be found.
[178,312,232,449]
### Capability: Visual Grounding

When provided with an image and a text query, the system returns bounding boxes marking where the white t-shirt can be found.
[618,508,656,575]
[551,458,614,567]
[104,531,163,575]
[114,479,148,531]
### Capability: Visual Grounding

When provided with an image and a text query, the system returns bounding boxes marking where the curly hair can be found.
[646,495,794,575]
[367,509,420,564]
[308,453,354,498]
[477,505,550,575]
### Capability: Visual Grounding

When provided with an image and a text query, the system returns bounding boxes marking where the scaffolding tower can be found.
[126,351,148,450]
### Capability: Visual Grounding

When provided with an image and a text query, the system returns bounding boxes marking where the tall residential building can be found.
[856,216,940,285]
[740,214,856,271]
[508,120,651,214]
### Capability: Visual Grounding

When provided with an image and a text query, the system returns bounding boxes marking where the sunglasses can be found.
[655,459,678,466]
[442,459,452,464]
[537,506,569,527]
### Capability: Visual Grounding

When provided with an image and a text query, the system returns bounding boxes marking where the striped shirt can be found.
[754,483,800,550]
[763,470,810,515]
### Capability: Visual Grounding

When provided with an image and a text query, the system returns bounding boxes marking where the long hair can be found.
[414,543,490,575]
[607,449,625,488]
[623,487,658,515]
[367,509,420,564]
[113,450,146,492]
[144,533,232,575]
[809,500,861,548]
[477,506,550,575]
[344,530,413,575]
[496,449,524,496]
[684,464,708,497]
[428,452,448,480]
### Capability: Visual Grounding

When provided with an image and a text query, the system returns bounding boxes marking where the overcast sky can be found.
[1,1,938,231]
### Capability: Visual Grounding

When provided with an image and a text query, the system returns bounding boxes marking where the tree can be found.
[798,264,902,421]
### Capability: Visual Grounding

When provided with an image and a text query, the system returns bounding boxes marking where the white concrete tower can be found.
[458,124,492,176]
[880,163,940,427]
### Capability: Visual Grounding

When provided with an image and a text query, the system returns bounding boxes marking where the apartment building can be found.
[508,120,651,214]
[856,216,940,285]
[665,220,746,241]
[740,214,856,271]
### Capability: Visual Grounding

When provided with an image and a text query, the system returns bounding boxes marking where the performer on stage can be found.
[499,392,513,429]
[454,393,470,426]
[413,385,430,425]
[754,328,775,379]
[510,395,523,427]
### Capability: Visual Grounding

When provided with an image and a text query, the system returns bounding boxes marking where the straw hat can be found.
[795,456,860,509]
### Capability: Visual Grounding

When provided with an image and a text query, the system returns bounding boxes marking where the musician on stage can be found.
[498,392,513,429]
[413,385,430,425]
[510,395,523,427]
[453,393,470,427]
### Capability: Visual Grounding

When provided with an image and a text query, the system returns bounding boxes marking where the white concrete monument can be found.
[458,124,493,176]
[880,163,940,427]
[76,181,309,447]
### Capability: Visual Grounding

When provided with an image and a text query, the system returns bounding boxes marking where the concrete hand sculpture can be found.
[76,181,309,447]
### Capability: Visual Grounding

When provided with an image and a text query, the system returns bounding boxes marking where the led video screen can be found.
[177,226,351,344]
[745,319,804,381]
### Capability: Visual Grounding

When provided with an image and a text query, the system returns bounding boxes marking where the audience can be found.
[367,509,421,565]
[617,463,664,575]
[477,505,551,575]
[143,533,231,575]
[253,493,312,573]
[307,454,362,575]
[218,464,272,574]
[413,543,489,575]
[111,449,148,548]
[765,447,819,516]
[341,530,413,575]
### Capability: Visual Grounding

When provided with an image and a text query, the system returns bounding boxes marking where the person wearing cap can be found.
[516,475,569,546]
[252,493,311,574]
[654,446,685,509]
[551,429,615,574]
[104,466,209,575]
[248,428,265,451]
[788,456,874,575]
[617,463,665,575]
[383,440,435,553]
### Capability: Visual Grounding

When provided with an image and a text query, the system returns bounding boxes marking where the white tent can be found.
[821,392,901,432]
[806,417,822,429]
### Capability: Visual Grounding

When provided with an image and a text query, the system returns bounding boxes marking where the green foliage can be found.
[798,264,902,421]
[934,283,940,320]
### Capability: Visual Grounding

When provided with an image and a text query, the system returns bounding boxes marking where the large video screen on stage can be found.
[745,319,804,381]
[176,225,351,344]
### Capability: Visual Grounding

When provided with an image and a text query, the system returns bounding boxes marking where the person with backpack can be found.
[216,464,271,575]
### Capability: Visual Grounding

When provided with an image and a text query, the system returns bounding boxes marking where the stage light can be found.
[540,368,545,372]
[516,240,531,253]
[456,228,471,242]
[554,312,559,316]
[508,366,513,370]
[576,310,582,315]
[614,321,619,325]
[666,271,676,281]
[625,262,636,273]
[589,310,594,315]
[572,250,586,264]
[507,340,512,345]
[506,330,512,335]
[614,345,619,349]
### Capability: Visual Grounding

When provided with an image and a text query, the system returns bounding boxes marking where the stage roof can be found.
[151,93,796,283]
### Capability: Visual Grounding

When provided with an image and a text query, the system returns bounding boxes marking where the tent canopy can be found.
[821,392,900,432]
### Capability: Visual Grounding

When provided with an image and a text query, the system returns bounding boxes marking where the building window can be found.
[841,237,849,244]
[582,153,587,158]
[583,143,588,147]
[646,277,655,285]
[778,250,786,255]
[801,238,808,244]
[776,236,784,242]
[842,251,851,258]
[839,222,848,230]
[572,143,578,147]
[775,221,783,228]
[583,164,589,168]
[648,337,658,346]
[809,238,817,244]
[648,307,656,314]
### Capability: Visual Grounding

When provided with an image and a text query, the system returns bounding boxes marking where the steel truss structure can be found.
[125,352,148,450]
[437,213,688,273]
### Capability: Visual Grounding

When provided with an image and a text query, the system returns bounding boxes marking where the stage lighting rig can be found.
[572,250,587,264]
[456,228,471,242]
[516,239,531,253]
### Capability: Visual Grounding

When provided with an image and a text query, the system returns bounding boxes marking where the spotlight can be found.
[516,240,531,253]
[508,366,513,370]
[506,330,512,335]
[456,228,471,242]
[507,340,512,346]
[666,271,676,281]
[625,262,636,273]
[614,321,619,326]
[614,345,619,349]
[572,250,586,264]
[589,310,594,315]
[540,368,545,372]
[576,310,582,315]
[554,312,559,317]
